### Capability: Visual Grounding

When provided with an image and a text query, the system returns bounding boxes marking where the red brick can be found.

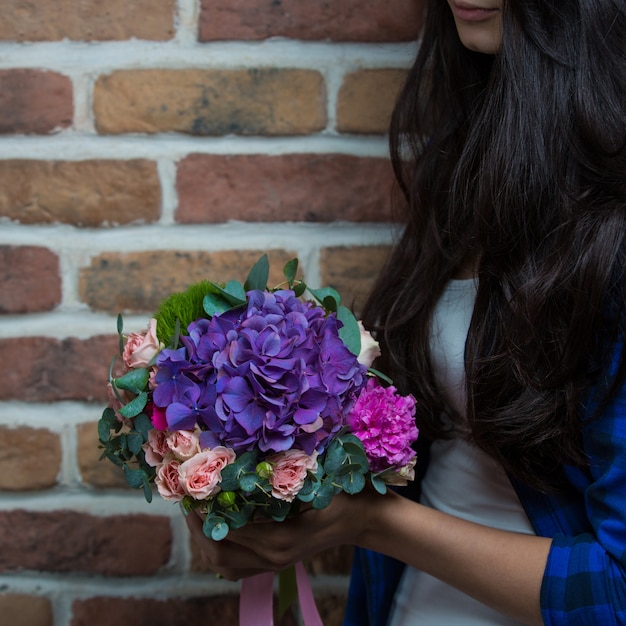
[176,154,397,223]
[77,421,132,490]
[0,510,171,576]
[0,246,61,313]
[337,69,408,135]
[0,594,53,626]
[0,70,72,134]
[0,160,160,227]
[0,335,118,402]
[94,69,325,136]
[199,0,423,42]
[79,249,297,314]
[71,595,297,626]
[0,426,61,491]
[320,246,392,314]
[0,0,176,42]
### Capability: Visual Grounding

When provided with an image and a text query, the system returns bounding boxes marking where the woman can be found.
[186,0,626,623]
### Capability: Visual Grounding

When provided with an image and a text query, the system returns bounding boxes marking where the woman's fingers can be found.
[183,509,287,578]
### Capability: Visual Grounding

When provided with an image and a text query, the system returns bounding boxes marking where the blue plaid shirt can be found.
[344,343,626,626]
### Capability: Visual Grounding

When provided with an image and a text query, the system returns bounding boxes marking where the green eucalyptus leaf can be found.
[323,440,347,474]
[118,391,148,418]
[203,515,229,541]
[337,470,366,495]
[203,293,231,317]
[308,286,341,311]
[105,451,124,467]
[311,481,335,509]
[239,473,258,492]
[142,481,154,503]
[234,450,259,474]
[337,305,361,356]
[245,255,270,291]
[127,432,144,456]
[335,462,365,477]
[133,413,154,440]
[283,258,299,285]
[124,466,148,489]
[370,474,388,495]
[225,505,254,530]
[293,282,307,297]
[218,465,240,492]
[115,368,150,394]
[222,280,247,304]
[117,313,124,336]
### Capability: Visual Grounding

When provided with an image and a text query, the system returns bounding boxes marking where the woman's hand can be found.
[184,488,381,581]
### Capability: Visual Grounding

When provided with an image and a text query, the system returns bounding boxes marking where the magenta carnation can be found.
[347,378,418,474]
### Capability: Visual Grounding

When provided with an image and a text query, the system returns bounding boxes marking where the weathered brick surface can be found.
[0,246,61,314]
[0,0,176,42]
[78,421,131,490]
[0,426,61,491]
[320,246,392,314]
[0,510,171,576]
[199,0,423,42]
[71,594,298,626]
[0,593,53,626]
[79,249,296,314]
[94,69,326,136]
[337,69,408,135]
[176,154,396,223]
[0,70,72,134]
[0,160,160,227]
[0,335,118,402]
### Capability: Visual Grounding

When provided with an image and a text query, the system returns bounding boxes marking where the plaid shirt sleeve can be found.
[534,364,626,625]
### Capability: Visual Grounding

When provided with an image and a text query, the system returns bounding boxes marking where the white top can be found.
[388,279,535,626]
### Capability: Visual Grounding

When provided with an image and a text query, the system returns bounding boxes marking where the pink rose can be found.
[155,457,186,502]
[166,429,200,460]
[178,447,236,500]
[143,428,171,467]
[267,449,318,502]
[357,321,381,367]
[123,318,162,369]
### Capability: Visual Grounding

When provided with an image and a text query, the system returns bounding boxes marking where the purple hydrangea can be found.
[154,289,367,455]
[346,378,418,474]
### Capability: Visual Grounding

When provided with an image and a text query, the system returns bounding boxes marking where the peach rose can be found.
[155,457,186,501]
[123,318,162,369]
[267,449,318,502]
[357,321,381,368]
[143,428,171,467]
[178,447,236,500]
[166,429,200,460]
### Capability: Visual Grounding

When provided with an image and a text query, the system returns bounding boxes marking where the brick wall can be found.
[0,1,421,624]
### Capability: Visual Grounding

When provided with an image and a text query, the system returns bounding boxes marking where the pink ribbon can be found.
[239,562,323,626]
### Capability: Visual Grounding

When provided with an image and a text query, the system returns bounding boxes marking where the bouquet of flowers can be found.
[98,255,418,541]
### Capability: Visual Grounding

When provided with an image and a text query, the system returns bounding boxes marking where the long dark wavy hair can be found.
[362,0,626,491]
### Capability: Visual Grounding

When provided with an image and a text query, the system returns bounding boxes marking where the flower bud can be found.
[256,461,273,479]
[217,491,237,507]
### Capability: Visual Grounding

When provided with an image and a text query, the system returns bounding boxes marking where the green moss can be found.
[153,280,214,343]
